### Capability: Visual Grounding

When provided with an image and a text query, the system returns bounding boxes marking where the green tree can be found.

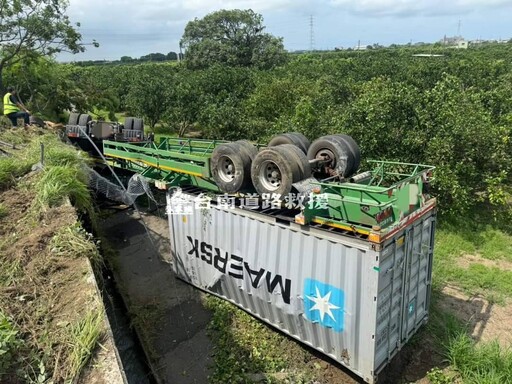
[0,0,97,92]
[166,51,178,61]
[181,9,287,69]
[140,52,166,62]
[125,64,174,128]
[418,74,512,213]
[163,72,202,136]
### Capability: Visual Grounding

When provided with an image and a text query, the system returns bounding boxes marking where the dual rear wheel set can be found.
[68,113,144,131]
[210,132,361,196]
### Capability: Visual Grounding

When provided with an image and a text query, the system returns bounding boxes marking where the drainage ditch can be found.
[89,193,212,384]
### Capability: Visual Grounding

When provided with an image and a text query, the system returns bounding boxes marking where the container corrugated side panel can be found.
[168,193,380,383]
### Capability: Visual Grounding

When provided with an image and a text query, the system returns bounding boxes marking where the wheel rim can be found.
[316,149,336,167]
[218,155,236,183]
[259,160,282,191]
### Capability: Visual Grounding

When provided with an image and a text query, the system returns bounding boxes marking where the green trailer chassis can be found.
[103,138,435,239]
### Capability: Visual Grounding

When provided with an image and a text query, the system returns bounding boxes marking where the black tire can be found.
[307,136,353,178]
[124,117,134,130]
[29,116,45,127]
[68,112,80,126]
[133,118,144,131]
[211,142,253,193]
[251,146,304,196]
[268,132,311,154]
[234,140,258,160]
[278,144,312,180]
[78,114,91,127]
[325,134,361,175]
[290,132,311,153]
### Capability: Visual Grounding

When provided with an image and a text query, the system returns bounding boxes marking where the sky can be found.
[58,0,512,61]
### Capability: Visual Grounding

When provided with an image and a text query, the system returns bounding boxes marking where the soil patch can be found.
[439,285,512,347]
[457,254,512,271]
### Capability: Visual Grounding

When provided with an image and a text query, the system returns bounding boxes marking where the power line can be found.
[309,15,315,52]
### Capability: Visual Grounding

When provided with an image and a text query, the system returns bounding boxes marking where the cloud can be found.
[68,0,298,23]
[60,0,512,60]
[328,0,512,17]
[64,0,309,60]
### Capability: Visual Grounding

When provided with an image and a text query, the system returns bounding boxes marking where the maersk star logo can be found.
[304,279,345,332]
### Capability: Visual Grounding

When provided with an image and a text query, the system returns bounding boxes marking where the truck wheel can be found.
[211,142,253,193]
[324,134,361,175]
[251,146,303,196]
[29,116,45,127]
[308,136,353,178]
[268,132,311,154]
[278,144,312,180]
[234,140,258,160]
[124,117,134,130]
[78,114,91,127]
[68,112,80,126]
[133,118,144,131]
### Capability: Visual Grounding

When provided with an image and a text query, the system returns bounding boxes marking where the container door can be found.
[374,233,407,369]
[399,214,435,344]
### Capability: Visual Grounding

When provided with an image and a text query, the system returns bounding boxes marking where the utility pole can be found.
[309,15,315,52]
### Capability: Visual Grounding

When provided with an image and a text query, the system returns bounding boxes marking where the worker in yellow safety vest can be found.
[3,86,30,127]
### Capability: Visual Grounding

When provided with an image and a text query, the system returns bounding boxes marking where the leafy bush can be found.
[419,75,512,214]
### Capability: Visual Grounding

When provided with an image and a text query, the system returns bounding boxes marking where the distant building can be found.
[470,39,485,45]
[456,40,469,49]
[440,35,468,49]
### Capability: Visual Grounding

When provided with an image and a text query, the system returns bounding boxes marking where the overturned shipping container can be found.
[168,192,436,383]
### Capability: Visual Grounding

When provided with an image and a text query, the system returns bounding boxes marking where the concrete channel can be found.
[97,202,213,384]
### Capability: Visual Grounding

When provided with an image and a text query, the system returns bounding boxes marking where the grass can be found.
[0,127,104,382]
[447,333,512,383]
[419,293,512,383]
[0,157,32,190]
[0,311,21,377]
[0,128,38,145]
[34,166,92,213]
[433,216,512,302]
[0,129,90,192]
[204,296,315,384]
[446,264,512,303]
[424,215,512,382]
[0,257,22,286]
[0,203,7,219]
[69,310,104,378]
[50,223,102,269]
[128,302,164,360]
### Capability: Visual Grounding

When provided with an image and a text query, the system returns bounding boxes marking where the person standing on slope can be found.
[3,86,30,127]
